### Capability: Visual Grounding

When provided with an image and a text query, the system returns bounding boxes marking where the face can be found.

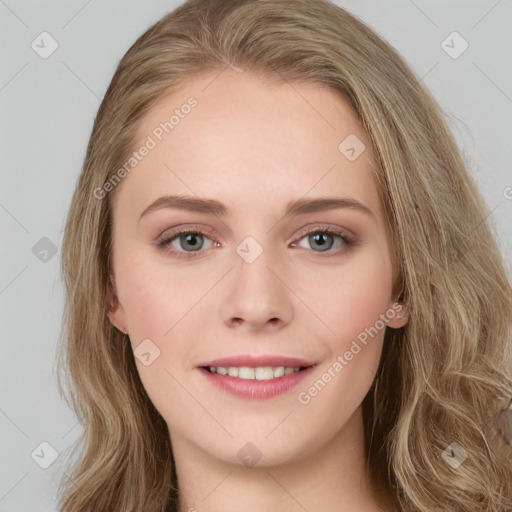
[107,68,408,467]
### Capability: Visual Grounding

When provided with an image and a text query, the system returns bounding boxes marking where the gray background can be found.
[1,1,511,510]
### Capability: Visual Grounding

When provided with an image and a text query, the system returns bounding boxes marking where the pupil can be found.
[310,232,333,251]
[182,233,203,251]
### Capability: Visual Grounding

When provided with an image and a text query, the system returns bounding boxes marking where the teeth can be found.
[255,367,273,380]
[239,367,255,379]
[207,365,303,380]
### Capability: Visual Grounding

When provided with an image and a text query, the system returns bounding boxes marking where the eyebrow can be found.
[138,194,375,222]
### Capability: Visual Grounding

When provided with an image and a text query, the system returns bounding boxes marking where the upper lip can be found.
[199,354,316,368]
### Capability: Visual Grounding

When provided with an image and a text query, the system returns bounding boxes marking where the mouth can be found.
[200,365,311,380]
[197,356,316,399]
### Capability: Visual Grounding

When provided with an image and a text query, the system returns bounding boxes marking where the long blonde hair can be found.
[56,0,512,510]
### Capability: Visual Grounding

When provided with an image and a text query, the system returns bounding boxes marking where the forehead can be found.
[113,68,383,222]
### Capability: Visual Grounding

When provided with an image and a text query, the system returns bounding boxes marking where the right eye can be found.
[155,227,220,259]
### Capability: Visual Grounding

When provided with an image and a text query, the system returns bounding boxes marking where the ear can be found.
[106,273,128,334]
[386,301,410,329]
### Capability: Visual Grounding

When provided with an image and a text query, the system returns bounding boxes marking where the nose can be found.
[218,245,294,333]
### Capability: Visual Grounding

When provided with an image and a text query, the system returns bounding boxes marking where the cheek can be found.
[291,254,392,435]
[116,252,211,341]
[295,247,394,349]
[115,262,199,415]
[119,276,171,340]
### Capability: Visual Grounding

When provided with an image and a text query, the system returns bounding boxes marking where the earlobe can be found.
[106,273,128,334]
[386,301,410,329]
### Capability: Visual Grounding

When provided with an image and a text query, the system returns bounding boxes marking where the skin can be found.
[107,67,409,512]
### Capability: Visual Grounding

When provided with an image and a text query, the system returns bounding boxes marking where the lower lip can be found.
[198,366,315,399]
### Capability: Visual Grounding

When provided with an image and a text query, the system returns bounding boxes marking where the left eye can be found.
[294,230,348,252]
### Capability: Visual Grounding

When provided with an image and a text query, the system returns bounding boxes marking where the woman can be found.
[56,0,512,510]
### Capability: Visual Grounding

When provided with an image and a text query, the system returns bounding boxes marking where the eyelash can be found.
[154,224,358,260]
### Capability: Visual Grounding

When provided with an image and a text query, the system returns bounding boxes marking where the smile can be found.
[204,365,304,380]
[198,364,315,399]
